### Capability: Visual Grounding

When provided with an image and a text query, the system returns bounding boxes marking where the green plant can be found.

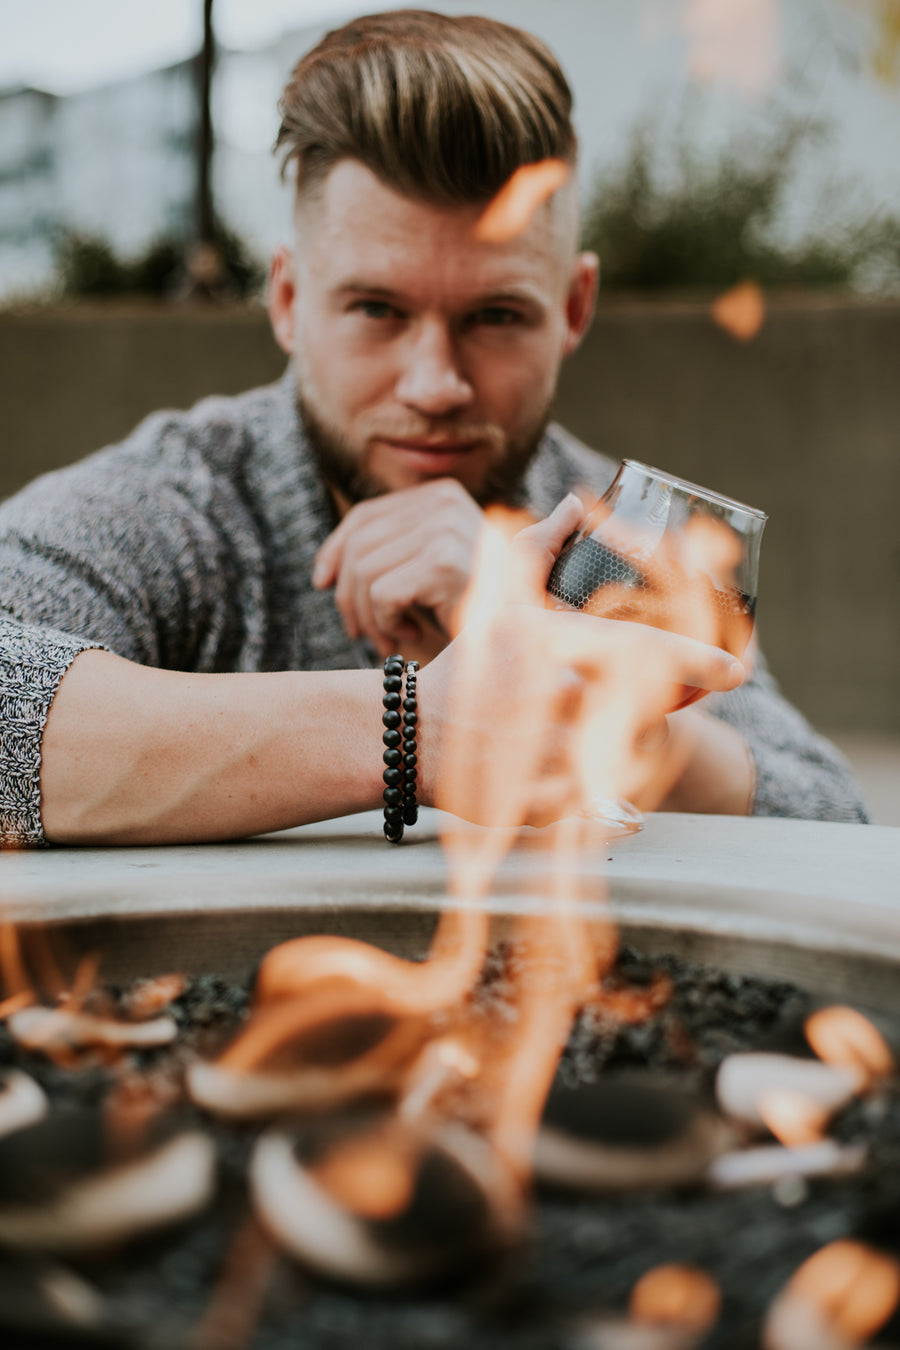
[53,224,265,300]
[55,233,129,296]
[582,109,900,293]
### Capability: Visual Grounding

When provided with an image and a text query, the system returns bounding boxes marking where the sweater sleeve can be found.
[705,650,869,823]
[0,409,268,848]
[0,615,103,846]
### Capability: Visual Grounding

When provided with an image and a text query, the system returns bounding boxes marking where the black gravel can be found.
[2,950,899,1350]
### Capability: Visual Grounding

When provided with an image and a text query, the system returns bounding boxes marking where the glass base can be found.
[577,795,644,840]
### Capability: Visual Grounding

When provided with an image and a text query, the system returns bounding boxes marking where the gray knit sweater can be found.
[0,369,868,845]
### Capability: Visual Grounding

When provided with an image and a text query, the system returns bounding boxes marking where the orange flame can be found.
[474,160,571,243]
[711,281,766,341]
[784,1239,900,1345]
[312,1128,416,1220]
[217,983,428,1078]
[756,1089,831,1146]
[59,951,101,1015]
[0,920,31,1002]
[0,990,33,1019]
[125,973,187,1020]
[805,1006,895,1088]
[630,1263,722,1331]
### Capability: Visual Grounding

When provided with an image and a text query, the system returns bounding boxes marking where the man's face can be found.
[269,159,597,507]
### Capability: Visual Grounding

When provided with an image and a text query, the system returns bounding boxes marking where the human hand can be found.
[312,480,502,665]
[417,496,745,829]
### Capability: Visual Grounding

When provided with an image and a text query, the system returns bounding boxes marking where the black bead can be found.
[383,767,402,786]
[382,692,401,710]
[383,748,401,767]
[384,674,402,693]
[385,654,404,667]
[402,740,416,756]
[403,802,418,827]
[402,751,417,768]
[383,787,403,806]
[402,711,418,728]
[404,771,418,787]
[382,710,401,729]
[402,697,417,713]
[383,729,401,748]
[384,804,404,824]
[384,821,403,842]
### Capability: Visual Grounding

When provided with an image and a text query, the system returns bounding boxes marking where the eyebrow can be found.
[331,279,545,309]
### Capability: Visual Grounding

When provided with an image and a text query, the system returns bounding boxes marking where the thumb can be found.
[509,493,585,597]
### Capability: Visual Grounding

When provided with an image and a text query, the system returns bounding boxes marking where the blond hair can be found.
[276,9,577,205]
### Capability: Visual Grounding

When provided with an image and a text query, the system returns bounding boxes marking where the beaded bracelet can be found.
[382,654,405,843]
[402,659,419,829]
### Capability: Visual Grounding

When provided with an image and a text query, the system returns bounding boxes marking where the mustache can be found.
[366,419,503,446]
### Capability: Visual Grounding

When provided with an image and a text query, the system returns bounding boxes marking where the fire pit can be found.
[1,811,899,1349]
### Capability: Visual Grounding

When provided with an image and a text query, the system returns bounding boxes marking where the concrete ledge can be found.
[3,811,898,1007]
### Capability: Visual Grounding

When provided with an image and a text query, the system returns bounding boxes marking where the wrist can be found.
[411,655,447,811]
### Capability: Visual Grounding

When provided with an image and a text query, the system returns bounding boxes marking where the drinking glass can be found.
[546,459,766,835]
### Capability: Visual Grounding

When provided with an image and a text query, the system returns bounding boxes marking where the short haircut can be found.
[275,9,577,206]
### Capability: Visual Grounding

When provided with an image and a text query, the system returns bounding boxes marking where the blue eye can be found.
[355,300,398,320]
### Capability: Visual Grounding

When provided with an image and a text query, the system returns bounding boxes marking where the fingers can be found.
[508,494,585,598]
[550,612,745,696]
[311,520,346,591]
[312,482,484,652]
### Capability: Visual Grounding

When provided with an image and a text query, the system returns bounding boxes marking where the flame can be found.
[0,918,32,1002]
[474,160,571,243]
[711,281,766,341]
[630,1263,722,1330]
[59,951,101,1015]
[485,826,601,1176]
[756,1089,831,1146]
[312,1128,416,1219]
[0,990,33,1019]
[255,912,489,1017]
[783,1239,900,1345]
[218,984,427,1075]
[805,1006,895,1087]
[125,973,187,1020]
[683,0,782,96]
[398,1035,479,1122]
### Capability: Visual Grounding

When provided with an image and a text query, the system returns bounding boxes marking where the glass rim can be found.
[621,459,768,521]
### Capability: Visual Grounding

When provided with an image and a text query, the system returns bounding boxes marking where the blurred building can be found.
[0,61,197,300]
[0,85,59,298]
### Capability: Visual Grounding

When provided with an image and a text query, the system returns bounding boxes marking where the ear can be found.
[562,251,599,358]
[268,245,297,355]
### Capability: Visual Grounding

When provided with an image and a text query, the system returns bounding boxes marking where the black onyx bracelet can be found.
[402,659,419,829]
[382,655,420,843]
[382,654,405,843]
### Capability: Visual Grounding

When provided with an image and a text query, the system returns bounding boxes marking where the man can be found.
[0,10,866,846]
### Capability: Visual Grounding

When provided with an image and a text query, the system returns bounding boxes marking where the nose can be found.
[394,319,474,417]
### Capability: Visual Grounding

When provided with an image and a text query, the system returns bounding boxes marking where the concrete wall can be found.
[1,298,897,733]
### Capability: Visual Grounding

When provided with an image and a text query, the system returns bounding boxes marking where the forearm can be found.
[40,650,387,845]
[657,707,755,816]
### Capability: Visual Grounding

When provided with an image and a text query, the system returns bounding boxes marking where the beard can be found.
[295,390,551,511]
